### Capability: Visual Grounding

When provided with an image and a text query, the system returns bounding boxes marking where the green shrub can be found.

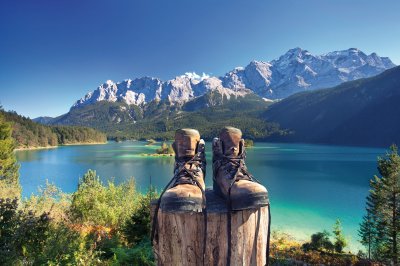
[0,198,51,265]
[0,111,20,199]
[156,142,174,155]
[93,231,125,260]
[1,167,158,265]
[124,187,157,246]
[244,139,254,147]
[36,223,103,265]
[302,230,334,252]
[70,170,137,228]
[333,219,347,253]
[112,238,155,266]
[24,181,71,223]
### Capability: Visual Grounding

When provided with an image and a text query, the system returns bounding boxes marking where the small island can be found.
[145,139,157,146]
[141,141,175,157]
[244,139,254,148]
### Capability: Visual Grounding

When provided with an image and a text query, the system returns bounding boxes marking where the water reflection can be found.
[15,150,42,162]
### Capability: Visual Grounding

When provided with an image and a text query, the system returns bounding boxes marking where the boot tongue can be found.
[219,127,242,157]
[174,128,200,159]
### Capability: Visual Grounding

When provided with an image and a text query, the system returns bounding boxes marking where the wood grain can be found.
[152,189,270,266]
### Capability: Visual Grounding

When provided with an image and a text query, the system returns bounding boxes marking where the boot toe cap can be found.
[160,184,203,213]
[230,180,269,210]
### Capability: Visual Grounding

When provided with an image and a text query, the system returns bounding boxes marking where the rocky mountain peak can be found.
[72,48,395,109]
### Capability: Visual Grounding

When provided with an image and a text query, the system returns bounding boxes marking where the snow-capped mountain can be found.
[72,48,395,108]
[222,47,395,99]
[72,73,248,109]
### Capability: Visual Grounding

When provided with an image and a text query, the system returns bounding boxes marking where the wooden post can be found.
[151,189,270,266]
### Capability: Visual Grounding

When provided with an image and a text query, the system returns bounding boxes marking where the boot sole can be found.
[213,182,269,211]
[160,197,203,213]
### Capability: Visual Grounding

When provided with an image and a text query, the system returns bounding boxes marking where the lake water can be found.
[16,141,385,251]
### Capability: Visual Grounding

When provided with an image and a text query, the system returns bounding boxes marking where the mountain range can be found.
[264,66,400,147]
[38,91,281,141]
[71,47,395,109]
[34,47,399,146]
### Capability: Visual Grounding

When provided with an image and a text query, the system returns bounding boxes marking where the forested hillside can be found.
[264,66,400,147]
[36,92,289,141]
[1,110,106,149]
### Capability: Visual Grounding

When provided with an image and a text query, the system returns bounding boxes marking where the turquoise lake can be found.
[16,141,386,251]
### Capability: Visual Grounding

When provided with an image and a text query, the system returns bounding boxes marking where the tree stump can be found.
[151,189,270,266]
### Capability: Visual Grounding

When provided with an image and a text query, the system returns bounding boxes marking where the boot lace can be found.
[214,149,269,266]
[213,150,260,186]
[151,148,208,265]
[172,155,206,187]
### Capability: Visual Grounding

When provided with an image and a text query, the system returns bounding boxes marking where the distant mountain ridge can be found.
[264,66,400,147]
[71,47,395,109]
[33,48,398,146]
[35,90,281,140]
[72,76,250,110]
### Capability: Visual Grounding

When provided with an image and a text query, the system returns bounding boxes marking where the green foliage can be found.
[146,139,157,145]
[112,238,155,266]
[302,220,349,255]
[36,223,103,265]
[0,169,158,265]
[52,125,106,145]
[244,139,254,147]
[264,66,400,147]
[46,94,287,141]
[359,211,373,259]
[270,231,358,265]
[359,144,400,264]
[156,142,174,155]
[167,144,174,154]
[0,109,106,149]
[302,230,334,253]
[70,170,137,228]
[24,181,71,222]
[333,219,347,253]
[0,198,51,265]
[94,232,125,260]
[124,187,158,246]
[17,182,86,264]
[0,111,20,198]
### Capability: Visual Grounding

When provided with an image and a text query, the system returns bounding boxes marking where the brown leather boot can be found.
[159,128,206,212]
[212,126,268,210]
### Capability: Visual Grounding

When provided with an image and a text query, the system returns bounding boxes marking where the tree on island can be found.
[244,139,254,148]
[359,144,400,264]
[156,142,174,155]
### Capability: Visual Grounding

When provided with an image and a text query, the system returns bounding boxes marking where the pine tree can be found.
[359,145,400,264]
[0,111,20,198]
[359,210,374,259]
[378,145,400,263]
[333,219,347,253]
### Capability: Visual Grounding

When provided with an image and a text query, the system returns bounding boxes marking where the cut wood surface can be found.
[151,189,270,266]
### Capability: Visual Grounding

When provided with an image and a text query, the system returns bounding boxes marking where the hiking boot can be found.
[212,127,268,210]
[159,129,206,213]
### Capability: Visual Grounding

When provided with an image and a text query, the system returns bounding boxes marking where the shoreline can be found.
[14,141,107,151]
[140,153,174,157]
[62,141,107,146]
[14,146,58,151]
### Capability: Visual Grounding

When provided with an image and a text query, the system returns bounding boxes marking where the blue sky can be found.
[1,0,399,118]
